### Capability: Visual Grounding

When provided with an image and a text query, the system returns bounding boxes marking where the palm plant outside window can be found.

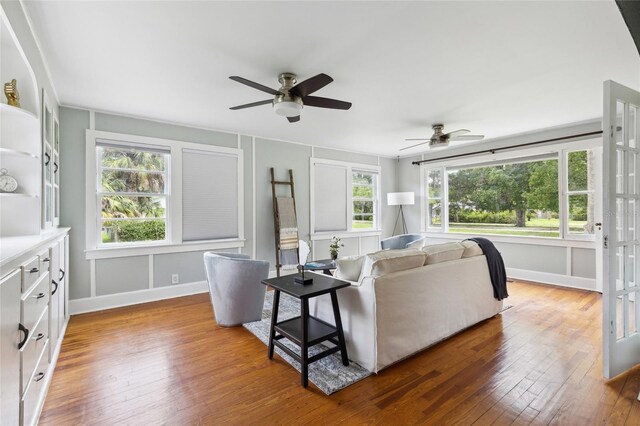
[97,143,169,244]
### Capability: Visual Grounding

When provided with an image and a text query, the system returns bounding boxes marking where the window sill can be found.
[85,239,245,260]
[421,231,595,248]
[311,230,382,240]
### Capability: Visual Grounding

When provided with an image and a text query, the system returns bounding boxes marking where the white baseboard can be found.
[506,267,598,292]
[69,281,208,315]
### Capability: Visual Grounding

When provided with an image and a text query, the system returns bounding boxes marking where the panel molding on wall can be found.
[70,280,208,315]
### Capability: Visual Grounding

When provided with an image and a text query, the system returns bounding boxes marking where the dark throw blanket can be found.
[466,237,509,301]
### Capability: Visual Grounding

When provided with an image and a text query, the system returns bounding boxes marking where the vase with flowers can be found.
[329,236,344,261]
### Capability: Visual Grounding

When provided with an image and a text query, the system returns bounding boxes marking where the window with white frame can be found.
[352,170,378,230]
[97,142,169,244]
[422,143,599,240]
[89,133,243,251]
[312,159,380,234]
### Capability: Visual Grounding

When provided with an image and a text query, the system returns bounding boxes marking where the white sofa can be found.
[309,242,503,373]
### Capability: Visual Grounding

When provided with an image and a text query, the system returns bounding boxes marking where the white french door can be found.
[603,80,640,379]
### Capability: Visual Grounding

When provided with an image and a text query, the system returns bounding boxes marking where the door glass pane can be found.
[628,245,636,288]
[630,105,637,149]
[55,187,60,220]
[629,199,637,242]
[617,101,625,146]
[617,150,624,194]
[630,292,637,335]
[45,185,51,222]
[45,146,52,184]
[629,152,637,194]
[616,246,624,291]
[617,295,624,340]
[617,198,625,242]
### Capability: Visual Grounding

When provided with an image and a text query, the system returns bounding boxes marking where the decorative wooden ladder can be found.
[270,168,300,277]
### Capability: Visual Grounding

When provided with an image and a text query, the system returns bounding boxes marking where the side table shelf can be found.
[262,272,350,388]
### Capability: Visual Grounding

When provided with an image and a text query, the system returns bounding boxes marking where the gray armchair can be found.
[380,234,424,250]
[203,252,269,326]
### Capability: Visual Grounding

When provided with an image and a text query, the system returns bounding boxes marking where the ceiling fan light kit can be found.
[229,72,351,123]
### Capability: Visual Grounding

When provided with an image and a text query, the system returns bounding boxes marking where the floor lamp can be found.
[387,192,415,236]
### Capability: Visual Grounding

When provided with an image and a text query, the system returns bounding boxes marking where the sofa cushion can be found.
[359,249,426,280]
[422,242,465,265]
[334,255,365,282]
[461,240,484,258]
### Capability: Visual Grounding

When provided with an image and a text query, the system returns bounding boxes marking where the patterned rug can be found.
[243,291,372,395]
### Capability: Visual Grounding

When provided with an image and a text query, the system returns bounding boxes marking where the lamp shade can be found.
[387,192,415,206]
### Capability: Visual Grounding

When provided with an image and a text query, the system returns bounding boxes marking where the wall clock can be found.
[0,168,18,193]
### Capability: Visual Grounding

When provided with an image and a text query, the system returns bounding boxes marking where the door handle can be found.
[595,222,602,231]
[52,280,59,295]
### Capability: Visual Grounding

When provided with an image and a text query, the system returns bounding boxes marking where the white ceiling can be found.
[22,1,640,157]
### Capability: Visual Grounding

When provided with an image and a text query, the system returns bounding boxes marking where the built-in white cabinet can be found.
[0,269,22,426]
[0,230,69,426]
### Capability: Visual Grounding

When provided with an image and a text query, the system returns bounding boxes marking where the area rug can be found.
[243,291,372,395]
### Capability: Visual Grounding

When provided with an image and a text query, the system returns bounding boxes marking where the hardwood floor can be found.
[40,281,640,425]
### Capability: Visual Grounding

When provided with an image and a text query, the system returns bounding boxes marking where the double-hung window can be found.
[97,141,170,245]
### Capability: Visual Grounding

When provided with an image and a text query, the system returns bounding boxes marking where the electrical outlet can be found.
[171,274,179,284]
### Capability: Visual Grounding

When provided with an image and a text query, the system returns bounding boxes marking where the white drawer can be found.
[21,272,50,333]
[21,256,40,293]
[20,308,49,395]
[21,340,49,426]
[38,247,51,276]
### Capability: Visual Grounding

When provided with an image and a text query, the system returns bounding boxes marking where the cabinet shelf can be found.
[0,193,38,198]
[0,103,38,121]
[0,147,39,160]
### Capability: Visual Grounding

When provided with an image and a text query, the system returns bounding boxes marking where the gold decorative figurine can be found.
[4,79,20,108]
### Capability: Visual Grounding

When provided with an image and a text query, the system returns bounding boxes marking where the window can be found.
[97,142,169,244]
[352,170,378,230]
[445,157,559,237]
[182,149,239,241]
[311,159,380,234]
[422,143,599,240]
[88,131,244,253]
[425,169,443,230]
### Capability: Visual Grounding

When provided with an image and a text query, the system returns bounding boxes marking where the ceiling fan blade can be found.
[287,116,300,123]
[229,99,273,110]
[229,76,281,96]
[442,129,470,139]
[404,138,431,141]
[303,96,352,110]
[400,141,430,151]
[450,134,485,141]
[290,73,333,97]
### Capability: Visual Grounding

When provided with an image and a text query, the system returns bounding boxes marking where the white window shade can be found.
[314,164,347,232]
[182,149,239,241]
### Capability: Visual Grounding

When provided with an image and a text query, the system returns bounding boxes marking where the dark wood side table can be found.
[262,272,350,387]
[302,259,336,276]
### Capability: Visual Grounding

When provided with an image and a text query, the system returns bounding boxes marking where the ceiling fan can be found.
[401,124,485,151]
[228,73,352,123]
